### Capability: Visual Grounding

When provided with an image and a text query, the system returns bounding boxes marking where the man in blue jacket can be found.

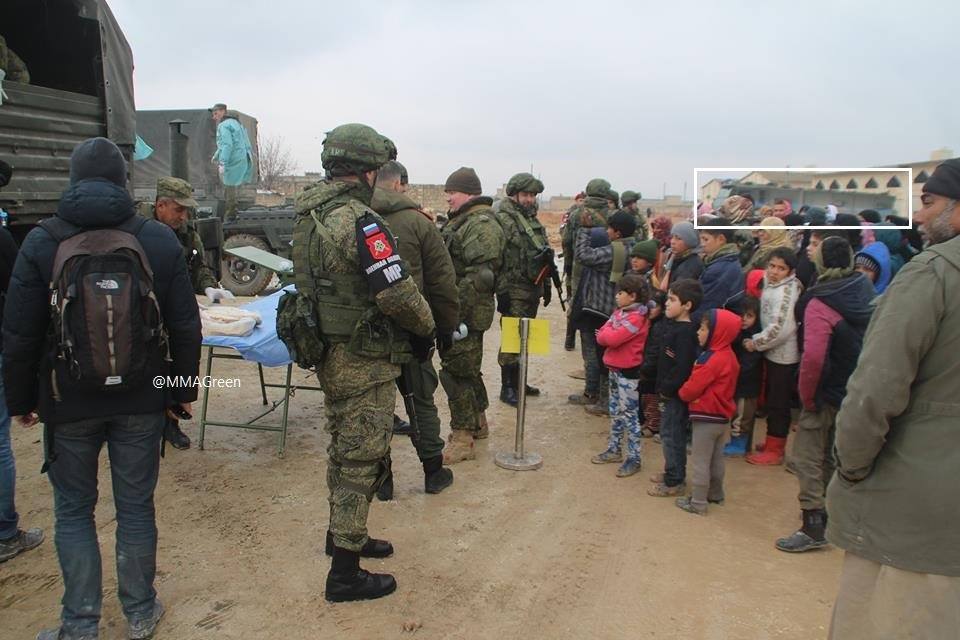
[3,137,202,640]
[210,102,254,222]
[697,218,745,318]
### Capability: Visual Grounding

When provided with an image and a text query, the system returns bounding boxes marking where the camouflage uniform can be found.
[0,35,30,84]
[137,177,218,294]
[440,196,504,433]
[620,190,649,241]
[495,174,549,371]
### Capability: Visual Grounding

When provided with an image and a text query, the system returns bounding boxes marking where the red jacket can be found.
[679,309,741,422]
[596,303,649,371]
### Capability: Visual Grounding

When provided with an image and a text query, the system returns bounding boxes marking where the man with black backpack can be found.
[3,137,202,640]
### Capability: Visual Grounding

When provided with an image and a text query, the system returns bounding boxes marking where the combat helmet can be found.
[584,178,611,198]
[506,172,545,196]
[321,123,397,176]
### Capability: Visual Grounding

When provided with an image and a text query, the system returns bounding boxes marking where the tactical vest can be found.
[281,199,411,368]
[498,202,548,286]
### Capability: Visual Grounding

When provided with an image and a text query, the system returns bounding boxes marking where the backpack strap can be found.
[38,217,82,243]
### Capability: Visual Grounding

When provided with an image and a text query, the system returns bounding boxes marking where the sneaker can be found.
[567,393,597,405]
[616,459,642,477]
[584,402,609,417]
[128,599,164,640]
[591,449,622,464]
[567,369,586,380]
[0,527,44,563]
[675,496,707,515]
[647,482,686,497]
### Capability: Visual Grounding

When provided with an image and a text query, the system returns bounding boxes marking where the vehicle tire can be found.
[221,233,274,296]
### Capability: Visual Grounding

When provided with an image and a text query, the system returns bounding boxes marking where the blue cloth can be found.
[133,135,153,161]
[857,242,892,294]
[47,412,163,636]
[214,117,254,186]
[0,362,17,540]
[202,288,292,367]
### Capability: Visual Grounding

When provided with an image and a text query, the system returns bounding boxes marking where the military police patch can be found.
[356,212,407,294]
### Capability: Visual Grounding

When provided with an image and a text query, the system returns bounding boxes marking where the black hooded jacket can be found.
[2,178,202,423]
[795,273,875,409]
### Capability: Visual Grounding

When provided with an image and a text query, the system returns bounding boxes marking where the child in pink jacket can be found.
[591,274,651,477]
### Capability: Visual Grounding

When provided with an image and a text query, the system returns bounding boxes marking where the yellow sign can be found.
[500,318,550,355]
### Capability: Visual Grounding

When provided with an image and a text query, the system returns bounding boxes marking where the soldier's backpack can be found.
[40,216,166,396]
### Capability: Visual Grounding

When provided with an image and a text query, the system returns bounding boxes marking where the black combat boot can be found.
[325,546,397,603]
[499,365,518,407]
[422,455,453,494]
[775,508,829,553]
[325,530,394,558]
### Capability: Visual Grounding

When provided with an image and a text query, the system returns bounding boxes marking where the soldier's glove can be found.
[437,332,454,353]
[410,333,436,362]
[543,281,552,307]
[496,293,511,315]
[452,323,469,341]
[204,287,236,304]
[534,246,555,269]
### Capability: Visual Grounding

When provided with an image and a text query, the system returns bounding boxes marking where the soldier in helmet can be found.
[620,190,649,240]
[286,124,435,602]
[439,167,505,463]
[494,172,551,407]
[139,177,234,450]
[371,160,459,494]
[607,189,620,211]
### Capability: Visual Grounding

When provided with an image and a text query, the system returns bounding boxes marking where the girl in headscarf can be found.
[747,217,795,271]
[649,216,673,289]
[720,195,754,225]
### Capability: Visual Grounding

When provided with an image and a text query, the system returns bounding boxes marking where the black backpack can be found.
[40,216,167,397]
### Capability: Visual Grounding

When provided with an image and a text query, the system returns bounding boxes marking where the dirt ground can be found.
[1,298,842,640]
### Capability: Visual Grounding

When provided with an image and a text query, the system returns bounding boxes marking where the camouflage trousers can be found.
[607,371,642,462]
[325,381,394,552]
[497,289,541,367]
[224,185,239,222]
[439,331,488,432]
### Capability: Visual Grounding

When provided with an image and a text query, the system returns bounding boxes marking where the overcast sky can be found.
[109,0,959,198]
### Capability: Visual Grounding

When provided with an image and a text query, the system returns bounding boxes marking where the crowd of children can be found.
[577,203,901,536]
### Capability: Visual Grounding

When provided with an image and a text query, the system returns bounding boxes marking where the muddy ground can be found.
[1,298,841,639]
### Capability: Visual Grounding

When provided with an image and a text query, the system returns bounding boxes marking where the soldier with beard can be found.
[495,172,551,406]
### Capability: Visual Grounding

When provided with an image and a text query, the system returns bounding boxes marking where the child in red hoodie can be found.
[591,275,650,478]
[676,309,741,515]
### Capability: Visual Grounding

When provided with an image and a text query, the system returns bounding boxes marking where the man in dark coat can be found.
[3,137,201,640]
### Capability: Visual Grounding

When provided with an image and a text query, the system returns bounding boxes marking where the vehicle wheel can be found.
[221,233,273,296]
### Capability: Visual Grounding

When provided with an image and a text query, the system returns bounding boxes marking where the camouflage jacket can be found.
[294,180,434,397]
[0,36,30,84]
[495,198,549,297]
[442,197,504,332]
[371,188,460,334]
[137,202,217,294]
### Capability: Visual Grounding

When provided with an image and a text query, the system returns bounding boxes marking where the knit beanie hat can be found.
[923,158,960,200]
[854,252,880,274]
[671,221,699,249]
[630,238,658,262]
[444,166,482,195]
[70,137,127,187]
[806,206,827,226]
[607,211,637,238]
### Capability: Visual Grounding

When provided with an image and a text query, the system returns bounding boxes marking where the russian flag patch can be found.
[362,222,380,237]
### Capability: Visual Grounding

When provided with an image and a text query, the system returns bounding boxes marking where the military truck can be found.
[0,0,135,242]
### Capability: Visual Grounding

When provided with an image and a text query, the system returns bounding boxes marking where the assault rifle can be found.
[534,246,566,311]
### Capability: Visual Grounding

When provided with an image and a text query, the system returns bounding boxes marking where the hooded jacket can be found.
[827,235,960,576]
[699,247,745,316]
[796,273,874,411]
[855,241,892,294]
[2,178,202,423]
[679,309,741,422]
[597,302,649,374]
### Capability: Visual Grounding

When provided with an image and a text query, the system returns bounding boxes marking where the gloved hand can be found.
[205,287,236,303]
[437,332,454,353]
[410,333,436,362]
[496,292,510,315]
[543,281,552,307]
